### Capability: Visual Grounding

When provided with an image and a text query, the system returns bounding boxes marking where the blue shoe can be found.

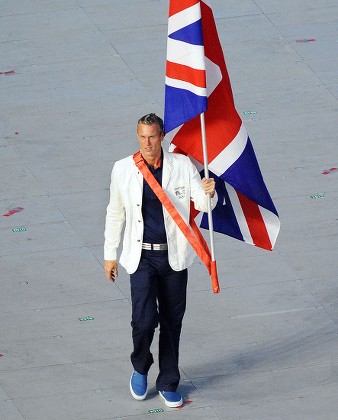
[130,370,148,400]
[159,391,183,408]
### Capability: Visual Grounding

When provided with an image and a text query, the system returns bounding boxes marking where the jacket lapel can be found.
[133,156,144,189]
[162,149,173,190]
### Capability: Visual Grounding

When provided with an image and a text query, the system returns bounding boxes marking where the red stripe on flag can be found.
[237,192,272,250]
[166,61,206,88]
[169,0,200,17]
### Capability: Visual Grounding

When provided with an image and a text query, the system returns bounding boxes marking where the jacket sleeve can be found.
[187,157,218,212]
[104,163,126,260]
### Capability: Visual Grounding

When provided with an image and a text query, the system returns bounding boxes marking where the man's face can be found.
[137,123,164,162]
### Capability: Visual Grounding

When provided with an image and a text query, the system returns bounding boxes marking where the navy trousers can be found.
[130,250,188,392]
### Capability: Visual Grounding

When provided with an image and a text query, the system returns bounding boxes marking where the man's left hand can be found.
[202,177,216,198]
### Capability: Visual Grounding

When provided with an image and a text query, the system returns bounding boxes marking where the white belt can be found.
[142,242,168,251]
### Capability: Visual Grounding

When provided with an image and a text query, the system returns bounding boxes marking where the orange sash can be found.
[133,151,220,293]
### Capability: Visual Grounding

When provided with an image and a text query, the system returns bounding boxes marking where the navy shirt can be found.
[142,155,167,244]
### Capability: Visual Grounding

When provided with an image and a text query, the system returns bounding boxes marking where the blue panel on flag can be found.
[200,172,244,240]
[164,85,207,133]
[220,138,278,215]
[169,20,203,46]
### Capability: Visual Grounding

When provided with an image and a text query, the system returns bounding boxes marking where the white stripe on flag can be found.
[205,57,222,97]
[168,3,201,36]
[167,38,205,70]
[259,206,280,249]
[165,76,207,96]
[226,183,254,245]
[209,123,248,175]
[167,126,182,144]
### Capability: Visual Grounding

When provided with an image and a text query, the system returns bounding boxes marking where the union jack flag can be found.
[164,0,280,251]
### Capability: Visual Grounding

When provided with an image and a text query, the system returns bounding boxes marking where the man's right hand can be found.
[104,260,118,283]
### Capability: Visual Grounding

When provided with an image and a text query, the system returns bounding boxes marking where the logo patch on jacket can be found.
[174,186,186,199]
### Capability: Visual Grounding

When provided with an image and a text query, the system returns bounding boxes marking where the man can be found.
[104,113,216,408]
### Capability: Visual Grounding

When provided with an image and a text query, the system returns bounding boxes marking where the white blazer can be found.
[104,149,217,274]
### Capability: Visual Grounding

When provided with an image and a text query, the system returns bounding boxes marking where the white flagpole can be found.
[200,112,216,261]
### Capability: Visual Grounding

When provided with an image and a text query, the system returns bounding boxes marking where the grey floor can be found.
[1,1,338,419]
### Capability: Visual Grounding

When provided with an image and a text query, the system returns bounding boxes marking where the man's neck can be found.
[142,151,162,169]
